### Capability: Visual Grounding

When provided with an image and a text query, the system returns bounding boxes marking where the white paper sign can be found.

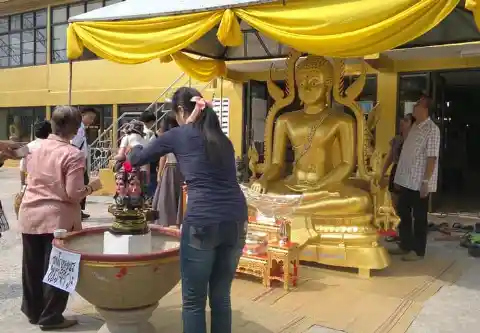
[43,247,81,293]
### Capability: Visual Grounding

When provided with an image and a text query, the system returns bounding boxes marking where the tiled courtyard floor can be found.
[1,168,479,332]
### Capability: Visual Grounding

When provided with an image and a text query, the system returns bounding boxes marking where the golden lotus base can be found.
[288,214,391,277]
[299,241,390,278]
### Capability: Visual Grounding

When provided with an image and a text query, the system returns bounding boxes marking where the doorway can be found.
[435,70,480,213]
[399,70,480,213]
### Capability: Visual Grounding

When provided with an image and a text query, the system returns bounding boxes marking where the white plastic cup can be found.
[53,229,67,239]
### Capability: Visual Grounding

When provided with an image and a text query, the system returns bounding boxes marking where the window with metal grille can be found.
[0,10,47,68]
[51,0,123,63]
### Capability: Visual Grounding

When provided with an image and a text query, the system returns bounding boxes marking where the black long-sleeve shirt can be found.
[129,124,247,226]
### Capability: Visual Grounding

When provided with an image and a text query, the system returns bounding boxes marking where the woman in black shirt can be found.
[129,87,247,333]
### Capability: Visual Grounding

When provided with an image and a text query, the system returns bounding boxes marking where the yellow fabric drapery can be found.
[67,0,459,81]
[67,10,226,63]
[159,53,227,82]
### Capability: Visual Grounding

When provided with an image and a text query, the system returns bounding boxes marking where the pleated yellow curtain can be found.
[67,0,459,81]
[66,11,227,63]
[234,0,458,57]
[159,53,228,82]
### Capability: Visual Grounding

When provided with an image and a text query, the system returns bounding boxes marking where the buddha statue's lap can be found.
[265,179,372,216]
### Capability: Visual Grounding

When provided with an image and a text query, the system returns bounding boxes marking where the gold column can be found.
[112,104,118,149]
[46,105,51,120]
[376,72,398,153]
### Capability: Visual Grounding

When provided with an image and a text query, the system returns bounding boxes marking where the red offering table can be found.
[236,213,300,290]
[267,241,299,290]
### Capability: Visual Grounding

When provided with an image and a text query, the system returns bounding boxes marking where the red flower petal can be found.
[123,161,132,173]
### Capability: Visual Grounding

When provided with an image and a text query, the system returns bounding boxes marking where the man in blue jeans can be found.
[181,220,247,333]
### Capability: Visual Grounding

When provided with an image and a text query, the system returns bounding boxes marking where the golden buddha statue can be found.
[251,56,371,215]
[249,53,398,276]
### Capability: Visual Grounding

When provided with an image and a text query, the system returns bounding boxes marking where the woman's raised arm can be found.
[129,128,177,167]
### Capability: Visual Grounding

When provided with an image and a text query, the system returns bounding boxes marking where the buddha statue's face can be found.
[296,69,332,106]
[296,56,333,106]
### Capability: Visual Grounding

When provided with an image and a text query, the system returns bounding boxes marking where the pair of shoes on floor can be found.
[401,251,424,262]
[39,318,78,331]
[81,211,90,220]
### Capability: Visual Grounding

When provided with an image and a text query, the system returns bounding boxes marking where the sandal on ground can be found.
[452,223,474,232]
[385,236,399,242]
[40,319,78,331]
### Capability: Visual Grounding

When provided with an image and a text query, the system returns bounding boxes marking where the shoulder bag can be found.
[0,199,10,233]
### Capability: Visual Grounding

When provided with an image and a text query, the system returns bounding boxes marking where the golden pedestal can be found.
[290,215,390,277]
[300,244,389,278]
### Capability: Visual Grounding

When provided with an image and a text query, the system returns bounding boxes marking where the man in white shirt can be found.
[20,120,52,186]
[139,110,158,197]
[139,110,156,142]
[393,94,441,261]
[71,107,97,220]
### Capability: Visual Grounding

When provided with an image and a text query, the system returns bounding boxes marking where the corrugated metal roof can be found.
[69,0,278,22]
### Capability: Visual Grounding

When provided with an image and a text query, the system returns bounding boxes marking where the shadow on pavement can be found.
[0,283,22,300]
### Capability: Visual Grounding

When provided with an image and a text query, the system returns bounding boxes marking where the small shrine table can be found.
[267,241,299,290]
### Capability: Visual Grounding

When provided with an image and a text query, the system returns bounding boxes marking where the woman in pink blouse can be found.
[18,106,102,331]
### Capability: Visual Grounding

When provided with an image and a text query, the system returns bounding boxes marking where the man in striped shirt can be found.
[392,94,441,261]
[71,107,97,220]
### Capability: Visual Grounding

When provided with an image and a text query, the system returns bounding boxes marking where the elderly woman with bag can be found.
[18,106,102,330]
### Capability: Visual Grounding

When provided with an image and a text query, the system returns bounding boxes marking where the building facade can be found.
[0,0,243,155]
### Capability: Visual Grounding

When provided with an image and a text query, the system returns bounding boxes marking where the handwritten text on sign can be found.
[43,247,81,293]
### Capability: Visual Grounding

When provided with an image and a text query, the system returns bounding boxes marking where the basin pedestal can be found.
[103,231,152,255]
[97,302,158,333]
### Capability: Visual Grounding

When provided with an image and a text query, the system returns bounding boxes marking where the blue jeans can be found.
[181,221,247,333]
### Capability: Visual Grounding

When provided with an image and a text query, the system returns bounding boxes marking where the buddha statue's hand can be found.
[251,178,269,194]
